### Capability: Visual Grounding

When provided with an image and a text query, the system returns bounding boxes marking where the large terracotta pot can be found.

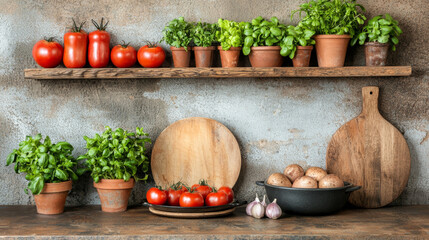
[170,46,191,67]
[364,42,389,66]
[292,46,313,67]
[218,46,241,68]
[33,180,72,215]
[193,46,215,67]
[248,46,283,67]
[94,179,135,212]
[314,35,351,67]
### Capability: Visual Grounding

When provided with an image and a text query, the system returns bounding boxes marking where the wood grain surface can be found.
[148,207,235,218]
[0,205,427,239]
[326,86,411,208]
[151,117,241,188]
[24,66,412,79]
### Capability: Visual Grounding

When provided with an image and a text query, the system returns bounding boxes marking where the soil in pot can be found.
[170,46,191,67]
[194,46,215,67]
[33,180,72,215]
[94,179,135,212]
[248,46,283,67]
[218,46,241,68]
[364,42,389,66]
[292,46,313,67]
[314,35,351,67]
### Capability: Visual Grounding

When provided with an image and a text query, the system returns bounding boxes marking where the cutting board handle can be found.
[362,86,380,115]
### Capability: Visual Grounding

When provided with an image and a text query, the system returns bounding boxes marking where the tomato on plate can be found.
[205,191,228,206]
[32,38,63,68]
[137,43,165,68]
[111,42,136,68]
[167,188,183,206]
[218,186,234,203]
[191,180,213,199]
[63,19,87,68]
[179,192,204,207]
[88,18,110,68]
[146,187,167,205]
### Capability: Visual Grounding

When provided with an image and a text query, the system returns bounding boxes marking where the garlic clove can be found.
[265,198,282,219]
[246,193,260,216]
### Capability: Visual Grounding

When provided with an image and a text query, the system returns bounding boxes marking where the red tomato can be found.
[218,186,234,203]
[205,191,228,206]
[179,192,204,207]
[146,187,167,205]
[63,20,87,68]
[111,43,136,68]
[32,38,63,68]
[88,18,110,68]
[137,43,165,68]
[167,188,183,206]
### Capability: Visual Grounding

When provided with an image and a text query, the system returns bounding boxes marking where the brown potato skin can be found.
[267,173,292,187]
[283,164,304,182]
[319,174,344,188]
[305,167,328,181]
[292,176,318,188]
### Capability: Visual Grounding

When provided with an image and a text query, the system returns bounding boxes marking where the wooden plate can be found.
[151,117,241,188]
[148,207,236,218]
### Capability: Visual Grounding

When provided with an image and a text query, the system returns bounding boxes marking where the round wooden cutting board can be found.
[151,117,241,188]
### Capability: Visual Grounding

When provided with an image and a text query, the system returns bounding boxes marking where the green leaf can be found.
[38,153,48,167]
[242,46,251,56]
[28,176,44,195]
[55,169,68,181]
[6,152,16,166]
[88,147,98,157]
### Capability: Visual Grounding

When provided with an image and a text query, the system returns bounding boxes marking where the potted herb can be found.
[6,134,82,214]
[192,22,219,67]
[242,16,287,67]
[351,14,402,66]
[292,0,366,67]
[216,19,246,68]
[78,126,151,212]
[162,17,193,67]
[280,24,316,67]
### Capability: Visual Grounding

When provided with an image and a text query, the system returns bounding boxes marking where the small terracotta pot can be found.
[170,46,191,67]
[94,179,135,212]
[248,46,283,67]
[218,46,241,68]
[292,46,314,67]
[33,180,72,215]
[314,35,351,67]
[193,46,215,67]
[364,42,389,66]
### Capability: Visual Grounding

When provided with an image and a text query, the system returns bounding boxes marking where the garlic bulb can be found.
[251,202,265,219]
[265,198,282,219]
[246,193,260,216]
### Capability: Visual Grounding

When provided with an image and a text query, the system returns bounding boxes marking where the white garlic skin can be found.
[265,199,282,219]
[246,193,260,216]
[251,202,265,219]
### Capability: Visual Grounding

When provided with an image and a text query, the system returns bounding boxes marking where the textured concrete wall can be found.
[0,0,427,206]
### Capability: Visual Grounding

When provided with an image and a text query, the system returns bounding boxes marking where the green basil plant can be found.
[192,22,219,47]
[162,17,193,50]
[280,24,316,59]
[216,18,246,50]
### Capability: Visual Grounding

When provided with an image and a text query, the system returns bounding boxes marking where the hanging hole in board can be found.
[370,91,373,95]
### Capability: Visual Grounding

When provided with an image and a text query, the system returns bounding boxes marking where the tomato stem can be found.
[70,18,85,33]
[44,37,56,42]
[120,40,130,48]
[92,17,109,31]
[146,41,159,48]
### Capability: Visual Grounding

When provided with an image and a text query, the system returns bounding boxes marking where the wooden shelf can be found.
[24,66,412,79]
[0,205,427,239]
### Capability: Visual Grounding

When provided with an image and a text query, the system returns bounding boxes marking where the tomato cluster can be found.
[146,181,234,207]
[32,18,165,69]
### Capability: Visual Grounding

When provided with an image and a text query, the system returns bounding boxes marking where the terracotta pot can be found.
[364,42,389,66]
[248,46,283,67]
[33,180,72,215]
[292,46,314,67]
[314,35,351,67]
[218,46,241,68]
[94,179,135,212]
[170,46,191,67]
[193,46,215,67]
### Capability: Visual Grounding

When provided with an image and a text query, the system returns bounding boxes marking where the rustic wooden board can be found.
[24,66,412,79]
[326,86,411,208]
[148,207,235,218]
[151,117,241,188]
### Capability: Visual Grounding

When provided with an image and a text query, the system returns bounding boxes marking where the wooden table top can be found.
[0,205,428,239]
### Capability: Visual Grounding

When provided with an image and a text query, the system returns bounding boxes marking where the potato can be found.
[319,174,344,188]
[283,164,304,182]
[305,167,328,181]
[267,173,292,187]
[292,176,318,188]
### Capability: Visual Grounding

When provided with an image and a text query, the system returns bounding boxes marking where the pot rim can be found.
[314,34,351,39]
[193,46,216,50]
[260,180,356,191]
[250,46,281,51]
[93,178,135,190]
[217,46,242,51]
[296,45,314,50]
[170,46,190,51]
[40,180,72,194]
[364,42,390,46]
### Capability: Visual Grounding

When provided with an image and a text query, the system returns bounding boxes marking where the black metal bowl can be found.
[143,201,245,213]
[256,181,361,215]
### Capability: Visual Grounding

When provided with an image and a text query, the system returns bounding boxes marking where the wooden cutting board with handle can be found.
[151,117,241,188]
[326,86,410,208]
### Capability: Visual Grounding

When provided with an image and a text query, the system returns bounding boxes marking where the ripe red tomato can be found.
[146,187,167,205]
[32,38,63,68]
[218,186,234,203]
[111,43,137,68]
[88,18,110,68]
[167,188,183,206]
[63,19,87,68]
[179,192,204,207]
[137,43,165,68]
[205,191,228,206]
